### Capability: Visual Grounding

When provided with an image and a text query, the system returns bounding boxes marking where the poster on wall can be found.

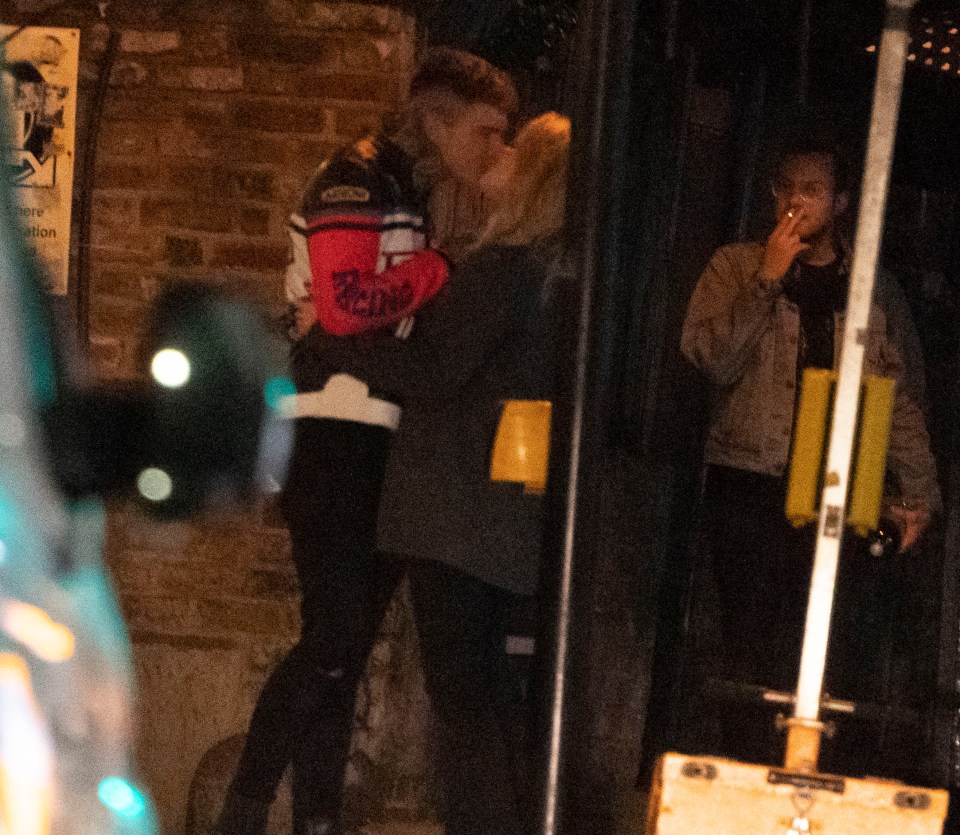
[1,25,80,296]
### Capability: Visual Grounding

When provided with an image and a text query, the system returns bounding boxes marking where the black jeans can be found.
[408,561,528,835]
[230,418,527,834]
[699,466,900,772]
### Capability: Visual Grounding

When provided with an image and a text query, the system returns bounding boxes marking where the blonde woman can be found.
[307,112,571,835]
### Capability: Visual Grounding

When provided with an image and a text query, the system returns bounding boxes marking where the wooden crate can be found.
[643,753,948,834]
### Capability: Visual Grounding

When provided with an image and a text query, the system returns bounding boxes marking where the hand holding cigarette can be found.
[759,207,810,285]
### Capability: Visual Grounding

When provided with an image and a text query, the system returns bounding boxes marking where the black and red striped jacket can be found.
[285,134,448,337]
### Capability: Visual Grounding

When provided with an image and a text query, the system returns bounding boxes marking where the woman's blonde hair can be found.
[476,111,571,249]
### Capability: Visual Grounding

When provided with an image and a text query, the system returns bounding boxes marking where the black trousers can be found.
[229,418,527,834]
[699,465,899,772]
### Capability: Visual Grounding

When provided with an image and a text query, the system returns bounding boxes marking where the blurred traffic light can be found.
[43,283,282,519]
[137,284,272,518]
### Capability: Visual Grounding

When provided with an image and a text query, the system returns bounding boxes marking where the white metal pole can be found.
[793,0,916,724]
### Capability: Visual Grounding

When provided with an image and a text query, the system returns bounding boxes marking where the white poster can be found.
[1,25,80,296]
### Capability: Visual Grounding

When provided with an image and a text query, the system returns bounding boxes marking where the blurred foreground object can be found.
[0,115,288,835]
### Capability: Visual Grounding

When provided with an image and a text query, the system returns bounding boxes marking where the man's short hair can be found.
[775,131,851,194]
[409,47,518,118]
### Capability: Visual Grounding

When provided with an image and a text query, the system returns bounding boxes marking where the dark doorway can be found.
[615,0,960,817]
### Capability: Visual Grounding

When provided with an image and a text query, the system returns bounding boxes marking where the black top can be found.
[783,258,847,371]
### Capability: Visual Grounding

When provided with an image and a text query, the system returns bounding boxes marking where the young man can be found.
[216,49,517,835]
[680,134,940,769]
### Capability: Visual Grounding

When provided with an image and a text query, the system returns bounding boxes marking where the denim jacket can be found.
[681,241,941,513]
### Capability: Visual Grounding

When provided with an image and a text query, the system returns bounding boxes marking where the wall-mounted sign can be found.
[1,25,79,296]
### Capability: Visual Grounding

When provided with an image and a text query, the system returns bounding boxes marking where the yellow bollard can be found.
[847,375,896,536]
[784,370,895,534]
[490,400,552,494]
[785,369,834,527]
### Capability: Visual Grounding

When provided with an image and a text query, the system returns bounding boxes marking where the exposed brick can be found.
[297,2,411,34]
[181,23,235,62]
[89,264,151,299]
[194,597,298,635]
[340,34,388,72]
[110,511,195,553]
[164,0,243,24]
[119,594,198,634]
[221,167,275,200]
[158,65,244,91]
[232,98,331,134]
[164,163,216,198]
[182,98,232,129]
[244,65,397,103]
[165,236,204,267]
[110,59,150,87]
[141,197,234,233]
[274,172,310,209]
[89,224,160,263]
[244,63,332,97]
[262,0,299,24]
[210,241,286,270]
[289,138,338,172]
[120,29,181,54]
[161,131,290,165]
[248,518,291,559]
[238,206,272,236]
[156,121,213,159]
[113,558,247,598]
[95,160,165,190]
[334,106,387,141]
[92,192,140,230]
[99,120,160,156]
[89,335,124,376]
[321,73,399,103]
[165,163,274,201]
[236,30,341,67]
[102,91,185,123]
[90,297,150,339]
[130,630,238,651]
[242,568,299,600]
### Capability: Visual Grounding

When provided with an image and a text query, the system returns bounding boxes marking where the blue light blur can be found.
[98,777,147,818]
[264,376,296,411]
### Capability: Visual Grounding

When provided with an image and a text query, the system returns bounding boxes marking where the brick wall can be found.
[4,2,439,832]
[86,1,415,381]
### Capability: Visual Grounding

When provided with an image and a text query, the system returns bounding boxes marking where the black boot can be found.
[213,790,271,835]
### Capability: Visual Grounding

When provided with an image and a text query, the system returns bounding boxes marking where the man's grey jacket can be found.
[681,241,941,513]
